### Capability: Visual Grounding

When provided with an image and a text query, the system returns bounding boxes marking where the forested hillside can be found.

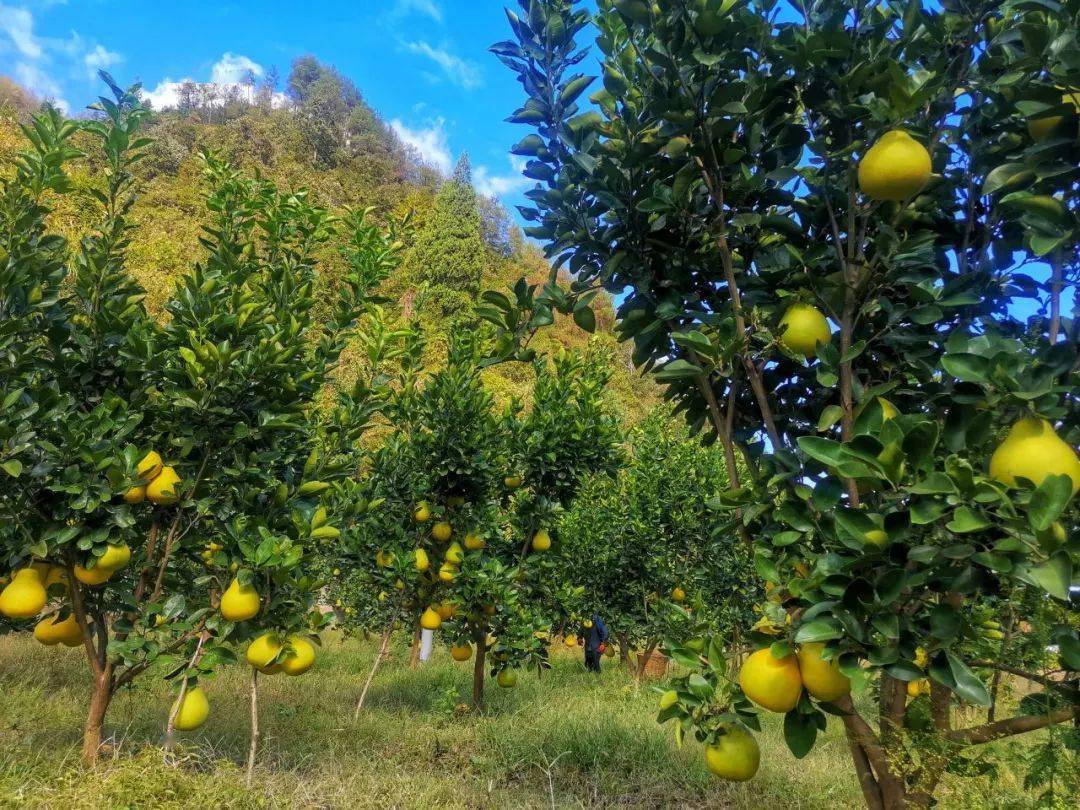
[0,62,657,420]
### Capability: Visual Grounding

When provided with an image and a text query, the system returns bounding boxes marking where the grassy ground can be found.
[0,632,1055,809]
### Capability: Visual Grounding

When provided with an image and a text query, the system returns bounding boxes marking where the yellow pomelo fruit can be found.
[432,522,453,542]
[123,485,146,504]
[34,613,83,646]
[280,636,316,676]
[738,647,803,713]
[907,678,929,698]
[504,475,523,489]
[671,586,686,603]
[659,690,679,710]
[705,725,760,782]
[137,451,163,481]
[496,669,518,688]
[246,632,283,673]
[438,563,457,583]
[375,549,395,568]
[74,564,113,587]
[1027,92,1079,141]
[414,548,430,573]
[565,634,578,648]
[146,466,181,505]
[778,304,831,359]
[420,606,442,630]
[796,642,850,701]
[863,529,888,548]
[0,568,47,618]
[464,531,485,550]
[220,578,261,622]
[174,686,210,731]
[43,566,67,589]
[98,543,131,572]
[531,529,552,552]
[413,501,431,522]
[451,644,473,661]
[444,542,464,564]
[436,602,455,620]
[858,130,932,201]
[989,417,1080,496]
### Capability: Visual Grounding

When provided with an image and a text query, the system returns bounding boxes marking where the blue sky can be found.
[0,0,547,205]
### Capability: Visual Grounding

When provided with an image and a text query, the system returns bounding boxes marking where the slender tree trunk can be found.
[616,632,632,670]
[472,623,488,710]
[408,624,421,669]
[81,666,115,765]
[245,669,259,787]
[355,623,393,718]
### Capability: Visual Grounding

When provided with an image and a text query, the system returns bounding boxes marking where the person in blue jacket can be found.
[583,613,609,673]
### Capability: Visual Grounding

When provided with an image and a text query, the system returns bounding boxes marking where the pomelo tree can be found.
[559,410,756,675]
[499,1,1078,807]
[0,78,398,764]
[327,302,621,709]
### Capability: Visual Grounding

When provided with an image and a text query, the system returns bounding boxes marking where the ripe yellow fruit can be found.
[464,531,485,550]
[376,549,395,568]
[74,564,113,587]
[504,475,523,489]
[432,522,453,542]
[0,568,47,618]
[414,548,430,573]
[438,563,457,583]
[863,529,888,548]
[796,643,850,702]
[907,678,929,698]
[451,644,473,661]
[98,543,131,572]
[220,578,261,622]
[989,417,1080,496]
[280,636,316,676]
[858,130,932,201]
[444,542,464,565]
[671,586,686,603]
[146,466,181,506]
[564,634,578,648]
[532,529,552,552]
[738,647,803,713]
[420,606,443,630]
[43,566,67,589]
[34,613,84,646]
[705,725,760,782]
[496,669,518,688]
[659,690,679,710]
[123,485,146,504]
[174,686,209,731]
[778,304,831,359]
[246,632,283,673]
[413,501,431,523]
[914,647,929,670]
[1027,92,1079,141]
[137,451,164,481]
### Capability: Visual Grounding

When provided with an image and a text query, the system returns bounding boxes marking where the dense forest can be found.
[0,60,657,420]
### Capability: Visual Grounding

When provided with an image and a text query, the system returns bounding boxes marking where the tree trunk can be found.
[472,623,488,710]
[245,669,259,787]
[616,632,632,670]
[408,624,421,669]
[81,667,115,765]
[355,623,393,718]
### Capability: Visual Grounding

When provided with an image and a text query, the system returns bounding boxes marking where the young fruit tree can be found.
[0,78,397,764]
[498,1,1079,807]
[559,410,757,676]
[327,306,620,709]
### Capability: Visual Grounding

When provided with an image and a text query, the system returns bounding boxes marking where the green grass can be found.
[0,633,1055,808]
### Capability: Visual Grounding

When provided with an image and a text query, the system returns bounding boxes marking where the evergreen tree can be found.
[411,154,487,317]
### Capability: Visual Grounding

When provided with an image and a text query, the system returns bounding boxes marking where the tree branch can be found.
[946,705,1080,745]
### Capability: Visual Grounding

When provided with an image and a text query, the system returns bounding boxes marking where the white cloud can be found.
[404,40,482,90]
[393,0,442,20]
[475,156,531,199]
[13,61,66,111]
[0,3,42,58]
[142,53,284,111]
[210,52,263,85]
[391,116,452,174]
[83,43,122,80]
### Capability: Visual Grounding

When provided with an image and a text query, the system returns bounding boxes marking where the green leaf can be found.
[572,305,596,333]
[0,460,22,477]
[940,354,990,383]
[1016,551,1072,601]
[816,405,843,432]
[1026,474,1073,531]
[945,652,991,707]
[783,709,818,758]
[794,619,842,643]
[655,358,703,381]
[946,507,992,533]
